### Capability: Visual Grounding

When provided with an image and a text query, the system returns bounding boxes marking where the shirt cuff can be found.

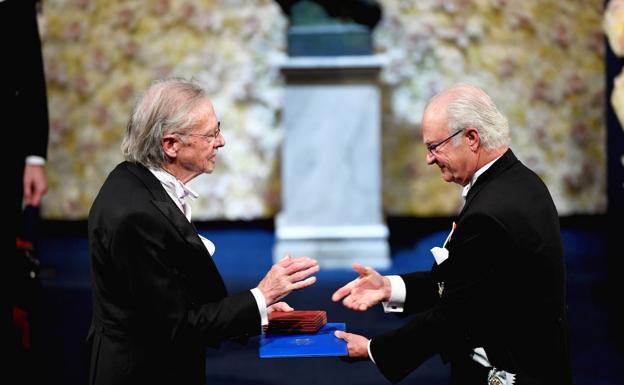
[368,339,376,364]
[250,288,269,326]
[381,275,406,313]
[25,155,45,166]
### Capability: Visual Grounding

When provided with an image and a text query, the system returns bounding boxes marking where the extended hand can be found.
[334,330,370,360]
[258,255,319,305]
[331,263,391,311]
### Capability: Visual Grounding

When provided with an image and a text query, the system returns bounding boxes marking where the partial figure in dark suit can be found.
[87,78,320,385]
[332,83,571,385]
[5,0,50,221]
[3,0,49,383]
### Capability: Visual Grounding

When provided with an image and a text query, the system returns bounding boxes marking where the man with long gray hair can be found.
[332,83,571,385]
[86,78,319,385]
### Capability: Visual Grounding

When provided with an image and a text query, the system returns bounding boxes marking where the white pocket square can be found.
[430,246,449,265]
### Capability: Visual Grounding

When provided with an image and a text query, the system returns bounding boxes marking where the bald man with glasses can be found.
[332,83,571,385]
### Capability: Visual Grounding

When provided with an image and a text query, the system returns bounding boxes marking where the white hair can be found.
[121,78,208,169]
[445,83,510,150]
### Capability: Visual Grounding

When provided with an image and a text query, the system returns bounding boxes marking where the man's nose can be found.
[426,151,436,165]
[217,134,225,148]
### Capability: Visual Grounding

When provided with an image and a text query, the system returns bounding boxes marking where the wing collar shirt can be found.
[149,168,269,326]
[149,168,199,222]
[370,154,515,384]
[461,155,502,201]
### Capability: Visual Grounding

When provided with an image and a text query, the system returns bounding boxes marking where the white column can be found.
[274,56,390,269]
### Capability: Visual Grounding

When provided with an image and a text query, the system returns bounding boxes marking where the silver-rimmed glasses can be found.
[184,121,221,143]
[426,128,465,155]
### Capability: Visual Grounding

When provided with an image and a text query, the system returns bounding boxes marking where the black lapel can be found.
[121,162,228,299]
[123,162,209,257]
[457,149,518,219]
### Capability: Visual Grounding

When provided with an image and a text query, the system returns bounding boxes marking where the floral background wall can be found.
[40,0,606,220]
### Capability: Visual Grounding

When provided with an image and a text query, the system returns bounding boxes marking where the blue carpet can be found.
[34,224,621,385]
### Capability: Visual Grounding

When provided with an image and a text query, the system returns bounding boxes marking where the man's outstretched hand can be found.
[258,255,319,305]
[331,263,391,311]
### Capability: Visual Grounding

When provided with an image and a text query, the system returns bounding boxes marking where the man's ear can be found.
[465,128,480,152]
[162,134,179,158]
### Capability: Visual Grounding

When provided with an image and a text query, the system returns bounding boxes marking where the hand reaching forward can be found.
[258,255,319,305]
[331,263,391,311]
[334,330,370,360]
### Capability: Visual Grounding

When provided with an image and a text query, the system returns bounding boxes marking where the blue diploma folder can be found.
[259,323,347,358]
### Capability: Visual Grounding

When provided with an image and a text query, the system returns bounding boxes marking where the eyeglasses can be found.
[184,121,221,143]
[426,129,465,155]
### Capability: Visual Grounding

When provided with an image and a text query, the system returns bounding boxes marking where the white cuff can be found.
[25,155,45,166]
[367,339,376,364]
[382,275,406,313]
[250,288,268,326]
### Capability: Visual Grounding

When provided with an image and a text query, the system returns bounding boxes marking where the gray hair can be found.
[446,83,510,150]
[121,78,208,169]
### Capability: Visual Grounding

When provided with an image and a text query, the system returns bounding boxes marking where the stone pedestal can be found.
[274,55,390,269]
